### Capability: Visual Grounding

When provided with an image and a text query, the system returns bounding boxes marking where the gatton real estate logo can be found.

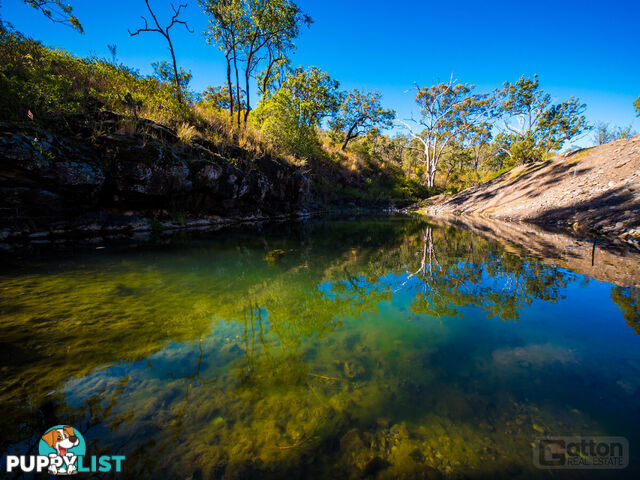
[5,425,125,475]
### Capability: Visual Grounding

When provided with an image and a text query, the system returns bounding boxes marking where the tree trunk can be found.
[232,47,241,128]
[427,171,436,188]
[261,53,277,95]
[341,123,358,151]
[167,38,182,104]
[244,67,251,125]
[226,53,234,119]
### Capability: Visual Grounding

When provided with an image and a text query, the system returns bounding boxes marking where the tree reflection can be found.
[327,225,573,322]
[611,286,640,335]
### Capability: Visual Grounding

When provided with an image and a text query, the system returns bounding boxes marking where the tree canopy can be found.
[399,79,492,188]
[200,0,311,126]
[253,66,340,157]
[495,75,589,163]
[330,89,395,151]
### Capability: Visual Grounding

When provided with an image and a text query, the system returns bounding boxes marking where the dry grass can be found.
[191,103,280,158]
[177,123,198,144]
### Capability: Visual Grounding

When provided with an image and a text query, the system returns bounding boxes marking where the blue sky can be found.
[2,0,639,146]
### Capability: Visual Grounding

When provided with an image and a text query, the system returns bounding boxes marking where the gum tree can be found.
[239,0,311,124]
[537,98,589,156]
[200,0,311,126]
[399,78,492,188]
[330,89,395,151]
[496,74,589,162]
[199,0,243,123]
[129,0,193,104]
[593,122,636,145]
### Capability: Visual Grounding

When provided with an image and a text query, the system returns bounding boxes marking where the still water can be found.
[1,216,639,479]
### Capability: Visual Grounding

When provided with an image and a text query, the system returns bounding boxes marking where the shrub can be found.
[0,24,189,130]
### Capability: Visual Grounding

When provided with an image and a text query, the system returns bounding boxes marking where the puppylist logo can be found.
[5,425,125,475]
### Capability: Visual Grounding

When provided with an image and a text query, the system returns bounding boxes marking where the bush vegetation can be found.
[4,6,632,205]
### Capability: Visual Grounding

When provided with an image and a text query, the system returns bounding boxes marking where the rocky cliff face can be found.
[0,113,310,238]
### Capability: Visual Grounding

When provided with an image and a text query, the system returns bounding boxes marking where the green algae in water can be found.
[1,217,640,479]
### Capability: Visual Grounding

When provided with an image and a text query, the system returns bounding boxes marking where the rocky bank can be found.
[0,112,312,243]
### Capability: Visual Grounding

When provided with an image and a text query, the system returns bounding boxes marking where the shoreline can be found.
[0,207,411,253]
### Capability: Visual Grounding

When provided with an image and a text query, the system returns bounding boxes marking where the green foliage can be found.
[200,0,311,123]
[152,60,193,101]
[120,91,143,119]
[330,89,395,150]
[201,84,243,110]
[22,0,83,32]
[537,97,589,152]
[0,25,190,128]
[253,66,340,157]
[496,75,589,163]
[635,96,640,116]
[401,80,492,188]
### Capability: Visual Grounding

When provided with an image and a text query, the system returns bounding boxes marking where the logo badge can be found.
[533,436,629,469]
[38,425,86,475]
[5,425,125,474]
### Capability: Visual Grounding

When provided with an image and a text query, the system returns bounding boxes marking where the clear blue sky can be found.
[2,0,639,146]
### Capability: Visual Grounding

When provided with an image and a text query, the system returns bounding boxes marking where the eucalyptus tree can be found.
[239,0,311,123]
[468,122,492,171]
[271,66,341,128]
[22,0,82,32]
[330,89,395,151]
[129,0,193,104]
[495,74,589,162]
[200,0,311,126]
[536,97,589,156]
[201,85,246,110]
[152,60,193,99]
[399,78,492,188]
[199,0,243,123]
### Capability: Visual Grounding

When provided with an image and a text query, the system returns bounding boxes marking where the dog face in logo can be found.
[41,426,80,474]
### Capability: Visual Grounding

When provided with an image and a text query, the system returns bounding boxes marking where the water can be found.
[1,216,639,479]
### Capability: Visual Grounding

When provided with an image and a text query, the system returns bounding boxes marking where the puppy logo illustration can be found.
[38,425,86,475]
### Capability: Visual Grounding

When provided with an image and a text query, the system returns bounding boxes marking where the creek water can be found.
[1,216,639,479]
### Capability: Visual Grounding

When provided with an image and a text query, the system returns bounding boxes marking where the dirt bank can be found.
[423,135,640,244]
